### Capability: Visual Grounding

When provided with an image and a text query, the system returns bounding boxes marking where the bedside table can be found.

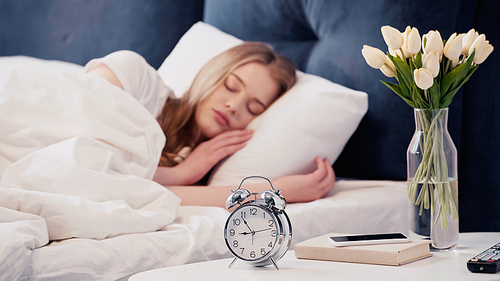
[129,232,500,281]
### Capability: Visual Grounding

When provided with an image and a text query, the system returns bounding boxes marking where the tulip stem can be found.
[399,48,406,60]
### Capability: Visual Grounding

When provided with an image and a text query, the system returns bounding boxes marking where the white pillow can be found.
[157,22,368,186]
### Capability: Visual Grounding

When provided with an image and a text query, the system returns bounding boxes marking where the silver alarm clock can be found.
[224,176,292,270]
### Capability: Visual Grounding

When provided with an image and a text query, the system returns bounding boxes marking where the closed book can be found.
[294,233,432,266]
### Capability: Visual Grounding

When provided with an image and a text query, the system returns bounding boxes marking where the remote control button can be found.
[471,259,478,262]
[488,259,495,262]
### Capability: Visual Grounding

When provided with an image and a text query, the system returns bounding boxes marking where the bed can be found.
[1,0,498,280]
[0,24,408,280]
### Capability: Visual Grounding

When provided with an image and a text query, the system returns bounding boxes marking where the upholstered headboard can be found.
[204,0,472,181]
[0,0,204,69]
[203,0,500,232]
[0,0,499,231]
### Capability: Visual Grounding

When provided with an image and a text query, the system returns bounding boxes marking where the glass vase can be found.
[407,108,459,250]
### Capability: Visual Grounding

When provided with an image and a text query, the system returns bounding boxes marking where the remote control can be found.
[467,242,500,273]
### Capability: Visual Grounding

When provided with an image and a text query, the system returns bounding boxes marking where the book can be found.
[294,233,432,266]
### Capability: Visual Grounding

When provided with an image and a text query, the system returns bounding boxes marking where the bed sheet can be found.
[15,179,407,280]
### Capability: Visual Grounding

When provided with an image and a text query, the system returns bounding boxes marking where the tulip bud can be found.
[385,56,396,73]
[380,56,396,78]
[424,30,444,57]
[407,27,421,55]
[401,26,421,57]
[414,68,434,90]
[380,65,395,78]
[462,29,479,56]
[444,33,463,61]
[422,52,440,78]
[469,34,486,63]
[362,45,387,69]
[381,26,404,50]
[474,42,494,65]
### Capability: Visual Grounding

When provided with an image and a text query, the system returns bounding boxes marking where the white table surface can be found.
[129,232,500,281]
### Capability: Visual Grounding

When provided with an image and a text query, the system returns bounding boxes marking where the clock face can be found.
[225,204,279,261]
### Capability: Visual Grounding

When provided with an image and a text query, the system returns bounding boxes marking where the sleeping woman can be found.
[85,42,335,208]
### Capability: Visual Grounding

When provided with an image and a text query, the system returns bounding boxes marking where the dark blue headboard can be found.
[0,0,204,69]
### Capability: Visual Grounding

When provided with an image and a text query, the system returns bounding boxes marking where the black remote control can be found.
[467,242,500,273]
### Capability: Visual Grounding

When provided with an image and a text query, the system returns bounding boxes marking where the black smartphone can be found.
[328,233,409,247]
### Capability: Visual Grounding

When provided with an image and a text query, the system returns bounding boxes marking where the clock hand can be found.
[253,227,272,233]
[239,231,254,235]
[241,217,253,232]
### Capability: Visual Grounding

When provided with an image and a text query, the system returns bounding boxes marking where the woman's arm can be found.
[161,157,335,208]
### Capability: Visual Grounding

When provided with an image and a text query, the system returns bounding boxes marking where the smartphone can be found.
[327,233,409,247]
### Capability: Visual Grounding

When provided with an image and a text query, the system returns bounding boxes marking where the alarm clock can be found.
[224,176,292,270]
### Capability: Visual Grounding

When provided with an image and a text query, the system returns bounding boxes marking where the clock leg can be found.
[269,257,279,270]
[228,257,237,269]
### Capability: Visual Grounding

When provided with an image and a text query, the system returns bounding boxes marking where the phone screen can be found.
[330,233,407,242]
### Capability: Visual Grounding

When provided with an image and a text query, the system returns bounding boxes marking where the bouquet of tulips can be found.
[362,26,493,231]
[362,26,493,109]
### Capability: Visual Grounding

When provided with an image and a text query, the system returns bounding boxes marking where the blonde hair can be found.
[157,42,296,167]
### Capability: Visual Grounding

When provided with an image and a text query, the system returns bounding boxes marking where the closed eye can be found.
[225,75,240,92]
[225,81,237,92]
[247,101,265,116]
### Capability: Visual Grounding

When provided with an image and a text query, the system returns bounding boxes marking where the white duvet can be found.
[0,61,180,280]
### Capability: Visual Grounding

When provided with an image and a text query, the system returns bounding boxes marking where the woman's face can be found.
[196,62,280,138]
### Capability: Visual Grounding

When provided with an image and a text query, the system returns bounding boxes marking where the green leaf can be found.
[381,81,416,107]
[440,62,467,95]
[439,51,477,107]
[440,65,478,107]
[427,80,441,109]
[414,88,429,108]
[415,52,423,69]
[409,58,418,72]
[450,49,475,90]
[389,56,416,97]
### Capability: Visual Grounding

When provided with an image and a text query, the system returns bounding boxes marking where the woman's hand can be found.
[154,129,253,186]
[273,157,336,203]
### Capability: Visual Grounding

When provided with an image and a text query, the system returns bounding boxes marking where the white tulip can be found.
[381,26,404,50]
[469,34,488,64]
[423,30,444,57]
[422,51,440,78]
[407,27,422,55]
[385,56,396,73]
[362,45,387,69]
[461,29,479,56]
[380,65,395,78]
[474,42,494,65]
[401,26,421,57]
[444,33,463,61]
[414,68,434,90]
[380,56,396,77]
